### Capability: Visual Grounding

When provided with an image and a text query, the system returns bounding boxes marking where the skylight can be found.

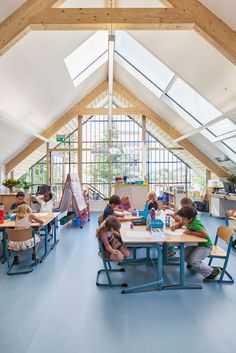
[209,118,236,137]
[166,77,221,125]
[116,32,175,93]
[65,31,108,87]
[225,137,236,151]
[114,32,235,157]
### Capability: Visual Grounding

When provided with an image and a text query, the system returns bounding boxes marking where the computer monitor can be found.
[223,182,236,195]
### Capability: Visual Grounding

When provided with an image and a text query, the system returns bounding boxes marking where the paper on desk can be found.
[125,231,151,238]
[164,229,184,236]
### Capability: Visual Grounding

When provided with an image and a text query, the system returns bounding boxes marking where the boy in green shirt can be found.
[171,206,221,280]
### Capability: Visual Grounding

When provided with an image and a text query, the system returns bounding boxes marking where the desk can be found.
[0,212,59,263]
[121,223,163,294]
[210,193,236,217]
[121,223,207,292]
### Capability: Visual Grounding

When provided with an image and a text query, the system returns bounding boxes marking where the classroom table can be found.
[120,223,163,294]
[0,212,60,263]
[120,223,207,292]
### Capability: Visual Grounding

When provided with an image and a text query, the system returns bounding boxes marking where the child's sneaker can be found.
[206,267,222,280]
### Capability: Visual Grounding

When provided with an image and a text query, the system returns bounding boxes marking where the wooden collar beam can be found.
[78,108,140,115]
[1,4,235,65]
[29,8,194,30]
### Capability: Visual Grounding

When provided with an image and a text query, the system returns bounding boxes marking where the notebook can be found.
[164,229,184,236]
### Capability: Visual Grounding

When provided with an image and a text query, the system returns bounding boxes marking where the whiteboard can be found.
[59,173,87,214]
[70,173,87,211]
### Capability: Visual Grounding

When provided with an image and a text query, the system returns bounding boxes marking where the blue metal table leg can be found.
[51,218,59,250]
[121,244,163,294]
[40,226,48,263]
[1,229,7,263]
[163,243,202,290]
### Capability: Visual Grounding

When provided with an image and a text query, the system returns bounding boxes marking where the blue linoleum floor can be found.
[0,213,236,353]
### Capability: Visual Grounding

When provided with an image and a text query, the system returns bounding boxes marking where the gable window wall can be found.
[30,115,191,200]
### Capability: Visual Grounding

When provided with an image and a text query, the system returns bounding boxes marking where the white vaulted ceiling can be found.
[0,0,236,176]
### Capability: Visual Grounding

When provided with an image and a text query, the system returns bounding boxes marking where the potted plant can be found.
[2,178,21,193]
[21,180,32,193]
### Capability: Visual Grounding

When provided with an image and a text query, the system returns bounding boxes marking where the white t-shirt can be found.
[35,191,56,213]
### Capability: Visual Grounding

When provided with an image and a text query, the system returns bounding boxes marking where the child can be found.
[8,204,43,265]
[146,191,159,210]
[172,197,195,221]
[33,190,56,235]
[96,216,130,261]
[102,195,125,221]
[119,193,132,211]
[10,191,26,211]
[171,206,221,280]
[34,190,56,213]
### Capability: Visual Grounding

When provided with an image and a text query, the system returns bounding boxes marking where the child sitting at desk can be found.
[33,190,56,213]
[146,191,159,210]
[172,197,195,221]
[10,191,27,212]
[119,193,132,211]
[96,216,130,261]
[8,204,43,265]
[102,195,125,221]
[170,205,221,280]
[33,190,56,234]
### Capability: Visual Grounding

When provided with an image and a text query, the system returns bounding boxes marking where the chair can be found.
[207,226,234,283]
[225,210,236,252]
[96,239,127,288]
[6,228,38,275]
[98,215,104,226]
[225,210,236,230]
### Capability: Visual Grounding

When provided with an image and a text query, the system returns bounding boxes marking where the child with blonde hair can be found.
[96,216,130,261]
[8,204,43,265]
[119,193,132,211]
[146,191,159,210]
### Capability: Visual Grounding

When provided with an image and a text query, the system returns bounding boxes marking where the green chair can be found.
[206,226,234,283]
[96,239,127,288]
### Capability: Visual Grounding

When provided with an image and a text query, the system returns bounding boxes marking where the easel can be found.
[59,173,89,228]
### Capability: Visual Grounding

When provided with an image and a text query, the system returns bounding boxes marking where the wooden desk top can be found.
[0,212,59,228]
[210,193,236,201]
[120,223,207,245]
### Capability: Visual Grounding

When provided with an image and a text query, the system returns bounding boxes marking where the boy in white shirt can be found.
[34,191,56,235]
[35,191,56,213]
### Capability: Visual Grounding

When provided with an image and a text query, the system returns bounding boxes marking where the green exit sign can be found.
[56,135,65,142]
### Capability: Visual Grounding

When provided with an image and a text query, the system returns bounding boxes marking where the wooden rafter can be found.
[114,80,228,177]
[0,0,66,57]
[5,80,108,174]
[160,0,236,65]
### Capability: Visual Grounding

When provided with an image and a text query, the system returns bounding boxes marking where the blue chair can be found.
[96,239,127,288]
[207,226,234,283]
[6,228,38,275]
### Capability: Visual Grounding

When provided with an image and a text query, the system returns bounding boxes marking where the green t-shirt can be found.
[186,218,212,248]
